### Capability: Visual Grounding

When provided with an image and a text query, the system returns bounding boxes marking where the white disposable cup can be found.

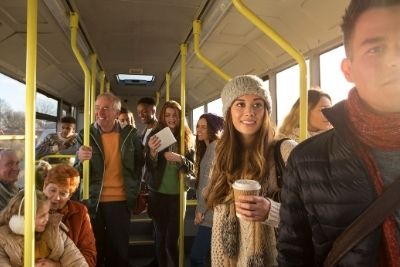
[232,179,261,218]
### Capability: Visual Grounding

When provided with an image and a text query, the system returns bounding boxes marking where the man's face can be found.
[0,151,20,184]
[341,6,400,113]
[95,96,119,132]
[60,123,75,138]
[137,103,155,125]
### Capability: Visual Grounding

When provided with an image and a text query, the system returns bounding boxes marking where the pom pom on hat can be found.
[221,75,272,117]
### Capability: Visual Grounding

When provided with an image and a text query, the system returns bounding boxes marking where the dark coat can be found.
[278,101,382,267]
[75,123,143,216]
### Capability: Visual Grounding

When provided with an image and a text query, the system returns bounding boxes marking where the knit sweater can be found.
[211,139,296,266]
[196,141,217,228]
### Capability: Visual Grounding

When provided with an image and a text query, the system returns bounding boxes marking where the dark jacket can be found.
[75,123,143,216]
[278,101,381,267]
[145,127,194,191]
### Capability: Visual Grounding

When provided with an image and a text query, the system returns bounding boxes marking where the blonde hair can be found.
[204,106,275,208]
[0,190,49,226]
[278,89,331,137]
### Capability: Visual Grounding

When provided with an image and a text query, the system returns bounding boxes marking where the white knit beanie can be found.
[221,75,272,117]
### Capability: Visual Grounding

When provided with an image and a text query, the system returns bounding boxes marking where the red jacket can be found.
[60,200,97,267]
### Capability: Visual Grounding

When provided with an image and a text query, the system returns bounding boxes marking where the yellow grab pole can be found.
[193,20,231,81]
[155,91,160,106]
[165,72,171,101]
[70,12,91,199]
[99,71,105,94]
[106,81,110,92]
[232,0,308,141]
[90,54,97,123]
[179,43,187,267]
[25,0,38,265]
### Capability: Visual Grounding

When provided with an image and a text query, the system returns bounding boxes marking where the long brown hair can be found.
[158,100,193,153]
[194,114,223,188]
[204,106,275,208]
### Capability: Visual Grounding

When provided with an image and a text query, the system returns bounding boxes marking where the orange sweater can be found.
[100,132,126,202]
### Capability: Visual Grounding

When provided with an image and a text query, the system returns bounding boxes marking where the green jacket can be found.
[75,123,143,217]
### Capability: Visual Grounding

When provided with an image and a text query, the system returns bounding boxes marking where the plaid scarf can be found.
[345,88,400,266]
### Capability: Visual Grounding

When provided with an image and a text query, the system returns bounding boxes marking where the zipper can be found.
[90,132,105,213]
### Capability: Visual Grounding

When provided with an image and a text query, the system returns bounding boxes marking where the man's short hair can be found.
[60,116,76,124]
[96,92,122,112]
[341,0,400,57]
[0,148,16,162]
[137,97,156,106]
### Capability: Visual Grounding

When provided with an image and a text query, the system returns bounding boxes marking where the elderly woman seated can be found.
[43,164,96,267]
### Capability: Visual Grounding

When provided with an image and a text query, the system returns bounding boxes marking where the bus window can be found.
[207,98,223,117]
[192,105,205,133]
[320,45,354,104]
[36,92,58,117]
[276,60,310,126]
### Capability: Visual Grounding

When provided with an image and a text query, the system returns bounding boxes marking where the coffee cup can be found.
[232,179,261,218]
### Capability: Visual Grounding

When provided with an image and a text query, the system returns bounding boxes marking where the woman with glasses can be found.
[42,164,96,267]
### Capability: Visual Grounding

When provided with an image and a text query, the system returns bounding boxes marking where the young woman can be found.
[278,89,332,142]
[204,75,296,266]
[118,107,135,129]
[43,164,96,267]
[0,190,88,266]
[190,113,224,267]
[146,100,194,267]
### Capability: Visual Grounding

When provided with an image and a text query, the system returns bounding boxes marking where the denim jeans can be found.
[190,225,212,267]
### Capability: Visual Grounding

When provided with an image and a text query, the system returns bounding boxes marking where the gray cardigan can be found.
[196,140,217,228]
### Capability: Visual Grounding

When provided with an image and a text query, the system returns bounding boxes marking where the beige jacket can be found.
[0,213,88,267]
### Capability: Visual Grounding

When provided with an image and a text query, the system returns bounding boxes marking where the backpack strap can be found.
[274,138,290,188]
[271,138,290,202]
[324,176,400,267]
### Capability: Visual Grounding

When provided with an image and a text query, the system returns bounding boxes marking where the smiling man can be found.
[278,0,400,266]
[0,148,19,211]
[75,92,143,267]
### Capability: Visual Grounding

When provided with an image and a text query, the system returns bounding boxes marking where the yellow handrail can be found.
[70,12,90,199]
[179,43,187,267]
[99,70,105,94]
[90,54,97,123]
[232,0,308,141]
[0,135,26,140]
[155,91,160,106]
[25,0,38,265]
[193,20,231,81]
[39,154,76,162]
[165,72,171,101]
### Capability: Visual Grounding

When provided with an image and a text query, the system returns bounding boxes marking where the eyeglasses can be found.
[45,186,70,199]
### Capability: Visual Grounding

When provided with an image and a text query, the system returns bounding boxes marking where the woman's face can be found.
[43,183,71,212]
[35,202,50,233]
[230,94,266,144]
[308,96,332,132]
[164,107,179,131]
[196,118,209,142]
[118,113,131,125]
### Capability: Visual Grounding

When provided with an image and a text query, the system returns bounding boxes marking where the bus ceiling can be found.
[0,0,348,109]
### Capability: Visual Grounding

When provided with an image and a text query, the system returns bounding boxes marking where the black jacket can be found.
[278,101,381,267]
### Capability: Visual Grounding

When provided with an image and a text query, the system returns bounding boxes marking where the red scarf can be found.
[345,88,400,266]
